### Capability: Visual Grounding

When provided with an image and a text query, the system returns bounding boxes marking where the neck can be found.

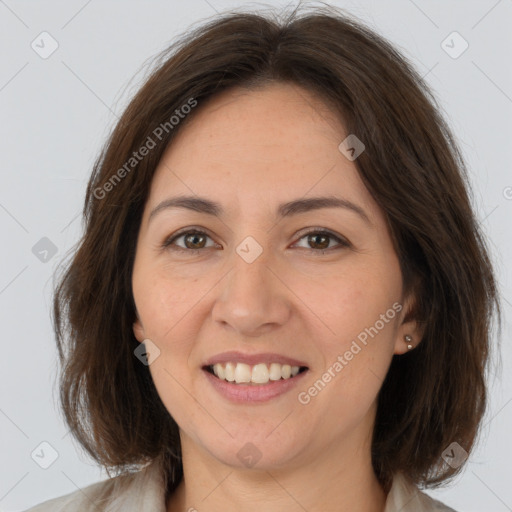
[166,427,387,512]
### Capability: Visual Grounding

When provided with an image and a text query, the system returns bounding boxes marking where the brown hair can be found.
[53,3,501,494]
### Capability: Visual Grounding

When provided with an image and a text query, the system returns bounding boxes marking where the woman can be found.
[26,4,500,511]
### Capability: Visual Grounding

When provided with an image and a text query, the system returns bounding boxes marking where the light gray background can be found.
[0,1,511,511]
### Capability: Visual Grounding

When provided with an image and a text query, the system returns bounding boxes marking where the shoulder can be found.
[22,477,117,512]
[22,459,167,512]
[385,473,458,512]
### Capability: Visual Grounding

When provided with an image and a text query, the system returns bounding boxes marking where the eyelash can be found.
[162,227,351,255]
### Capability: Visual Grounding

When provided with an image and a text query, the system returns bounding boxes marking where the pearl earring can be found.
[404,335,413,350]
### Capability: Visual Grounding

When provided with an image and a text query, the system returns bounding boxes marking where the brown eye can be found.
[182,232,208,249]
[163,229,216,252]
[307,233,330,250]
[294,230,350,252]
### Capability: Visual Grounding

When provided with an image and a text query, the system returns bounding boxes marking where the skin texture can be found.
[132,82,424,512]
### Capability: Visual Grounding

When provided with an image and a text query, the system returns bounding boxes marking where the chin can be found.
[197,429,307,471]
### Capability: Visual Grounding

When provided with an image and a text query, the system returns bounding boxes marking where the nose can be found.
[211,246,291,337]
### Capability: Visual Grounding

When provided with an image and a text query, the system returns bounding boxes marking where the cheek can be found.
[133,264,206,339]
[148,360,203,438]
[296,258,401,412]
[296,259,401,345]
[133,268,215,384]
[298,295,398,426]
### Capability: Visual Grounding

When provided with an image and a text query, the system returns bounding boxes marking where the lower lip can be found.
[203,368,308,403]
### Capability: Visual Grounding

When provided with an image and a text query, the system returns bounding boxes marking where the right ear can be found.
[132,313,145,343]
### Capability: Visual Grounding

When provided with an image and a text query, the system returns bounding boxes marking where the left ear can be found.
[393,293,426,355]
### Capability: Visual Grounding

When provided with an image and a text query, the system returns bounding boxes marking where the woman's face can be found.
[132,82,420,470]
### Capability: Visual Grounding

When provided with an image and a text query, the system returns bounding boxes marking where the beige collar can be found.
[384,472,456,511]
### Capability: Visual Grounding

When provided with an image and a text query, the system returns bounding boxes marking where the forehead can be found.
[170,82,344,159]
[146,83,377,222]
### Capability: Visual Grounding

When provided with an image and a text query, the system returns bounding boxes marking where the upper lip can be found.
[203,351,309,368]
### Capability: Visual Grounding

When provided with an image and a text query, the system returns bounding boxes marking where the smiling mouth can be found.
[204,362,309,385]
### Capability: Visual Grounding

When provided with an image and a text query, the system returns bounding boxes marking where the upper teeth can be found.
[212,362,301,384]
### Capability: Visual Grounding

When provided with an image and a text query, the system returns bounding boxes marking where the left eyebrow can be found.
[148,194,372,226]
